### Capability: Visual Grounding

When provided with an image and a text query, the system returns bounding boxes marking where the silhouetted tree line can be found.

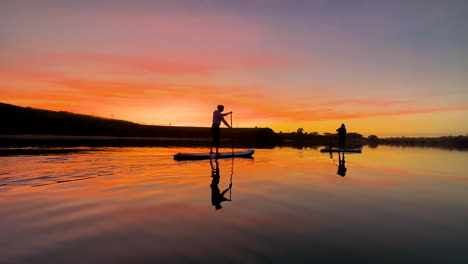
[371,136,468,150]
[277,128,365,148]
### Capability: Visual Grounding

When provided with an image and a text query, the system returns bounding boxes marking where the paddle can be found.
[230,156,233,201]
[230,112,234,154]
[230,111,233,201]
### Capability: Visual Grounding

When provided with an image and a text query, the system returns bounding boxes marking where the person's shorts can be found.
[211,123,220,146]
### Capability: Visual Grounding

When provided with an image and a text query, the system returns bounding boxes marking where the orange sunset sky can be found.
[1,0,467,137]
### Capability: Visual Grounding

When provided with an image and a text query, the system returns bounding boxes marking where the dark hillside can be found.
[0,102,279,147]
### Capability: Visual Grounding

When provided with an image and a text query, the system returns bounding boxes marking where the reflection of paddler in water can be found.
[337,152,347,177]
[210,158,232,210]
[330,152,347,177]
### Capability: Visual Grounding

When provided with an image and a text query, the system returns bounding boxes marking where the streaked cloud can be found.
[2,68,466,128]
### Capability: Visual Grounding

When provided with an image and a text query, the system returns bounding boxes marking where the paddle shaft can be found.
[230,112,233,152]
[230,112,233,201]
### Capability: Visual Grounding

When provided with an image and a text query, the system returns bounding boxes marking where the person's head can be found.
[215,204,222,210]
[217,105,224,112]
[337,170,346,177]
[341,123,345,128]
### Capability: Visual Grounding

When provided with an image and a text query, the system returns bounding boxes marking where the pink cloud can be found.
[312,99,409,107]
[48,52,305,75]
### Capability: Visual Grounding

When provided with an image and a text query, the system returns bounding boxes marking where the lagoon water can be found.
[1,146,467,263]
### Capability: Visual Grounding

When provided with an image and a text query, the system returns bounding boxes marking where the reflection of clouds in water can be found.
[0,146,467,263]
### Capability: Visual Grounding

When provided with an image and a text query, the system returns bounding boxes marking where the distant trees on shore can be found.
[373,136,468,150]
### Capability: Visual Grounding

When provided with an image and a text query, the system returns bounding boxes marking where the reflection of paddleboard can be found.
[174,149,254,160]
[320,148,362,153]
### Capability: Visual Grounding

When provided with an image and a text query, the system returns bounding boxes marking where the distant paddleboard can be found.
[174,149,254,161]
[320,148,362,153]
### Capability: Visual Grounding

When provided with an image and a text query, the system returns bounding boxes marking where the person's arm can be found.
[221,117,231,128]
[222,111,232,116]
[221,184,232,196]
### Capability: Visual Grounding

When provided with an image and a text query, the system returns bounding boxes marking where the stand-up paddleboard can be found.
[320,148,362,153]
[174,149,254,161]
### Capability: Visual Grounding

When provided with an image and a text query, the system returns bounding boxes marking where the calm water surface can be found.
[1,146,467,263]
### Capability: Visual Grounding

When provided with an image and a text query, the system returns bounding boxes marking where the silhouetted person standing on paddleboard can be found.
[210,105,231,155]
[210,158,232,210]
[336,124,346,149]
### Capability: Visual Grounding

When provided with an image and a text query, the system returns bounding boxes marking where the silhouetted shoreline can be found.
[371,136,468,150]
[1,102,467,150]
